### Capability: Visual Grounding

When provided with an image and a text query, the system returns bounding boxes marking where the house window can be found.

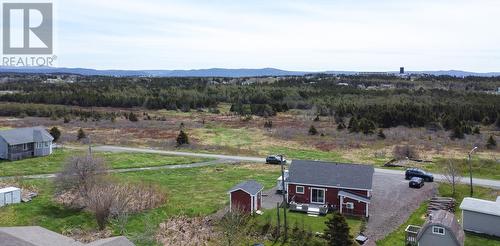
[432,226,445,235]
[44,142,49,147]
[23,144,28,150]
[296,186,304,194]
[311,188,325,204]
[345,202,354,209]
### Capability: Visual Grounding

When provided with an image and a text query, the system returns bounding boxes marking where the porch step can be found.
[307,206,321,215]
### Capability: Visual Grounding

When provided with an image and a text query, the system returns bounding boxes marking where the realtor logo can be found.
[2,3,53,55]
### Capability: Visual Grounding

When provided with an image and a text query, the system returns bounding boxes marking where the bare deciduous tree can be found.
[393,145,420,160]
[442,160,463,196]
[218,206,250,246]
[54,155,108,204]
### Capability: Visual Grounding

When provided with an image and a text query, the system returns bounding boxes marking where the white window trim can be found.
[346,202,354,209]
[432,226,445,235]
[310,188,326,204]
[295,186,304,194]
[22,144,28,150]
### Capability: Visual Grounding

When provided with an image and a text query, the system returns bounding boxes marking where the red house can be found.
[228,180,264,214]
[286,160,374,217]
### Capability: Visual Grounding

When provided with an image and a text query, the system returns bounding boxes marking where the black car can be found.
[405,168,434,182]
[266,155,286,164]
[409,177,424,188]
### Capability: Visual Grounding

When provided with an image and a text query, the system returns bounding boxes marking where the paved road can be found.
[94,145,500,189]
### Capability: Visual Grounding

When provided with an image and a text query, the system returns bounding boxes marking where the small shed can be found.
[0,187,21,207]
[228,180,263,214]
[459,197,500,237]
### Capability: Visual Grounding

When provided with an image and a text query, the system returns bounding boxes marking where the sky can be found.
[12,0,500,71]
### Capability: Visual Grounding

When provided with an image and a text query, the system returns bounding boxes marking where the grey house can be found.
[0,127,54,161]
[460,196,500,237]
[406,210,464,246]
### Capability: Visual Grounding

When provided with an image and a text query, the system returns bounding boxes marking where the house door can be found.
[311,188,325,204]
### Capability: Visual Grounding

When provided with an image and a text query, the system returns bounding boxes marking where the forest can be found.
[0,74,499,132]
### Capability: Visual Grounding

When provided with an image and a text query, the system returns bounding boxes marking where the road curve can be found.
[94,145,500,189]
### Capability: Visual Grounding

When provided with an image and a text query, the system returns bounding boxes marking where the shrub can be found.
[486,135,497,149]
[63,116,71,123]
[308,125,318,135]
[264,120,273,129]
[393,145,419,160]
[337,123,346,131]
[49,126,61,142]
[77,128,86,140]
[176,130,189,145]
[128,112,138,122]
[377,129,386,139]
[358,118,376,135]
[348,117,359,133]
[313,115,320,122]
[472,126,480,134]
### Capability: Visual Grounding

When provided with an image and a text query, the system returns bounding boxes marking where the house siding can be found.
[462,210,500,237]
[0,138,7,160]
[230,190,251,213]
[418,227,459,246]
[288,183,369,217]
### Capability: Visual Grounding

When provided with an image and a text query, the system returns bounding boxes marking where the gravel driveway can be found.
[365,172,436,240]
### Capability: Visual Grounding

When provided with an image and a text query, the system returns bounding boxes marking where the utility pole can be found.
[468,146,478,197]
[280,154,288,241]
[88,135,92,156]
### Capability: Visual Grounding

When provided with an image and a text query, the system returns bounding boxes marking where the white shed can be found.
[0,187,21,207]
[459,197,500,237]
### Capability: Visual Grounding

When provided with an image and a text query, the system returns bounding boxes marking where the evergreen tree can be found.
[487,135,497,149]
[308,125,318,135]
[377,129,386,139]
[176,130,189,145]
[323,212,354,246]
[358,118,376,135]
[496,113,500,129]
[450,125,464,139]
[348,117,359,133]
[337,123,346,131]
[77,128,86,140]
[128,112,138,122]
[472,126,480,135]
[49,127,61,142]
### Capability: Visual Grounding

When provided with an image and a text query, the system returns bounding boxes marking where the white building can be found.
[0,187,21,207]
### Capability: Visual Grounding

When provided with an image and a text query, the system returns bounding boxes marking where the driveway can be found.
[365,172,436,241]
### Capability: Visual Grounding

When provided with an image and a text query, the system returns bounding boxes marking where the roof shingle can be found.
[0,126,53,145]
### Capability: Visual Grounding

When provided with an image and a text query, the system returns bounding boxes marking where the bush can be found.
[337,123,346,131]
[323,212,354,246]
[308,125,318,135]
[486,135,497,149]
[77,128,86,140]
[128,112,138,122]
[377,129,386,139]
[348,117,359,133]
[393,145,419,160]
[49,126,61,142]
[176,130,189,145]
[473,126,480,134]
[264,120,273,129]
[358,118,376,135]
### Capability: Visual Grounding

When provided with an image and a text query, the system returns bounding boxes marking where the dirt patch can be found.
[63,228,113,243]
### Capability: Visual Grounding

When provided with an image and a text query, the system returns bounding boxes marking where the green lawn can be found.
[433,158,500,181]
[255,209,362,235]
[0,164,280,245]
[377,183,500,246]
[266,147,347,162]
[0,149,211,177]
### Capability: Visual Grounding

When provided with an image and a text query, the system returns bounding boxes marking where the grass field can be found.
[0,149,211,177]
[377,183,500,246]
[255,209,362,235]
[0,164,280,245]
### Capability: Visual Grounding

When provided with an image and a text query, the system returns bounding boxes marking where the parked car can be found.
[405,168,434,182]
[266,155,286,164]
[409,177,424,188]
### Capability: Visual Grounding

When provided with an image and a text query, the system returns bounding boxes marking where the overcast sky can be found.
[47,0,500,71]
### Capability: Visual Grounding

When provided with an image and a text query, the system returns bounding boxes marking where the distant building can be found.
[228,180,263,214]
[0,127,53,161]
[400,67,405,74]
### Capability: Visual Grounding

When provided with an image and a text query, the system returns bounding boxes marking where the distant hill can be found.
[0,66,499,77]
